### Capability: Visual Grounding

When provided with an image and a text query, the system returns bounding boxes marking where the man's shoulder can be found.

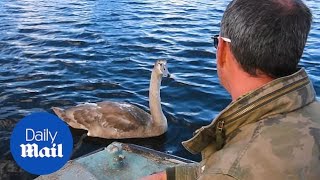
[287,100,320,123]
[202,102,320,180]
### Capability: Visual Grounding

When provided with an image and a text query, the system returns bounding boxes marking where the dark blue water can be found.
[0,0,319,178]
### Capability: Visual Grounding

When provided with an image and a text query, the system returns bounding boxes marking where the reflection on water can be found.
[0,0,319,178]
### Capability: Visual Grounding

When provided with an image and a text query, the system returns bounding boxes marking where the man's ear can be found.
[217,39,228,68]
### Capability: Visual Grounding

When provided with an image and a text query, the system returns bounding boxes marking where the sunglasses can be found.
[212,35,231,49]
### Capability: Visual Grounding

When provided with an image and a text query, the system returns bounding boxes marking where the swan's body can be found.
[52,60,169,139]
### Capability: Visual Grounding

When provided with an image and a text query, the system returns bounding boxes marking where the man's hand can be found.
[140,171,167,180]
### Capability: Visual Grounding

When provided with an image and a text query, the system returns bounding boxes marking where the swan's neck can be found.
[149,70,167,132]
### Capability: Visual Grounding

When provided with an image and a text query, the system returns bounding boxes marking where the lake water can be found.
[0,0,319,178]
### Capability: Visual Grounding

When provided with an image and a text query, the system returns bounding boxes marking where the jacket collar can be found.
[182,68,316,154]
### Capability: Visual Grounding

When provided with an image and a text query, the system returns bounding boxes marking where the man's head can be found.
[217,0,312,80]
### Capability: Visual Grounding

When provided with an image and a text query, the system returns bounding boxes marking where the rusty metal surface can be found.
[36,162,97,180]
[37,142,194,180]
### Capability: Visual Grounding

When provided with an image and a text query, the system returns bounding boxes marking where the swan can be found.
[52,60,170,139]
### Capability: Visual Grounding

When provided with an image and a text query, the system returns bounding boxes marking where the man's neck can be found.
[229,72,274,101]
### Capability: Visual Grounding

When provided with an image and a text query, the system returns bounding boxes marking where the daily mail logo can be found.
[21,129,63,158]
[10,112,73,175]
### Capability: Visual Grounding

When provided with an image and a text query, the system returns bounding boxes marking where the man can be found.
[143,0,320,179]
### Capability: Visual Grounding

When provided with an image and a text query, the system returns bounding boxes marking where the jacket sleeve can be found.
[165,163,199,180]
[166,164,237,180]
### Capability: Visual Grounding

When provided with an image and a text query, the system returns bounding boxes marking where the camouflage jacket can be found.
[166,68,320,180]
